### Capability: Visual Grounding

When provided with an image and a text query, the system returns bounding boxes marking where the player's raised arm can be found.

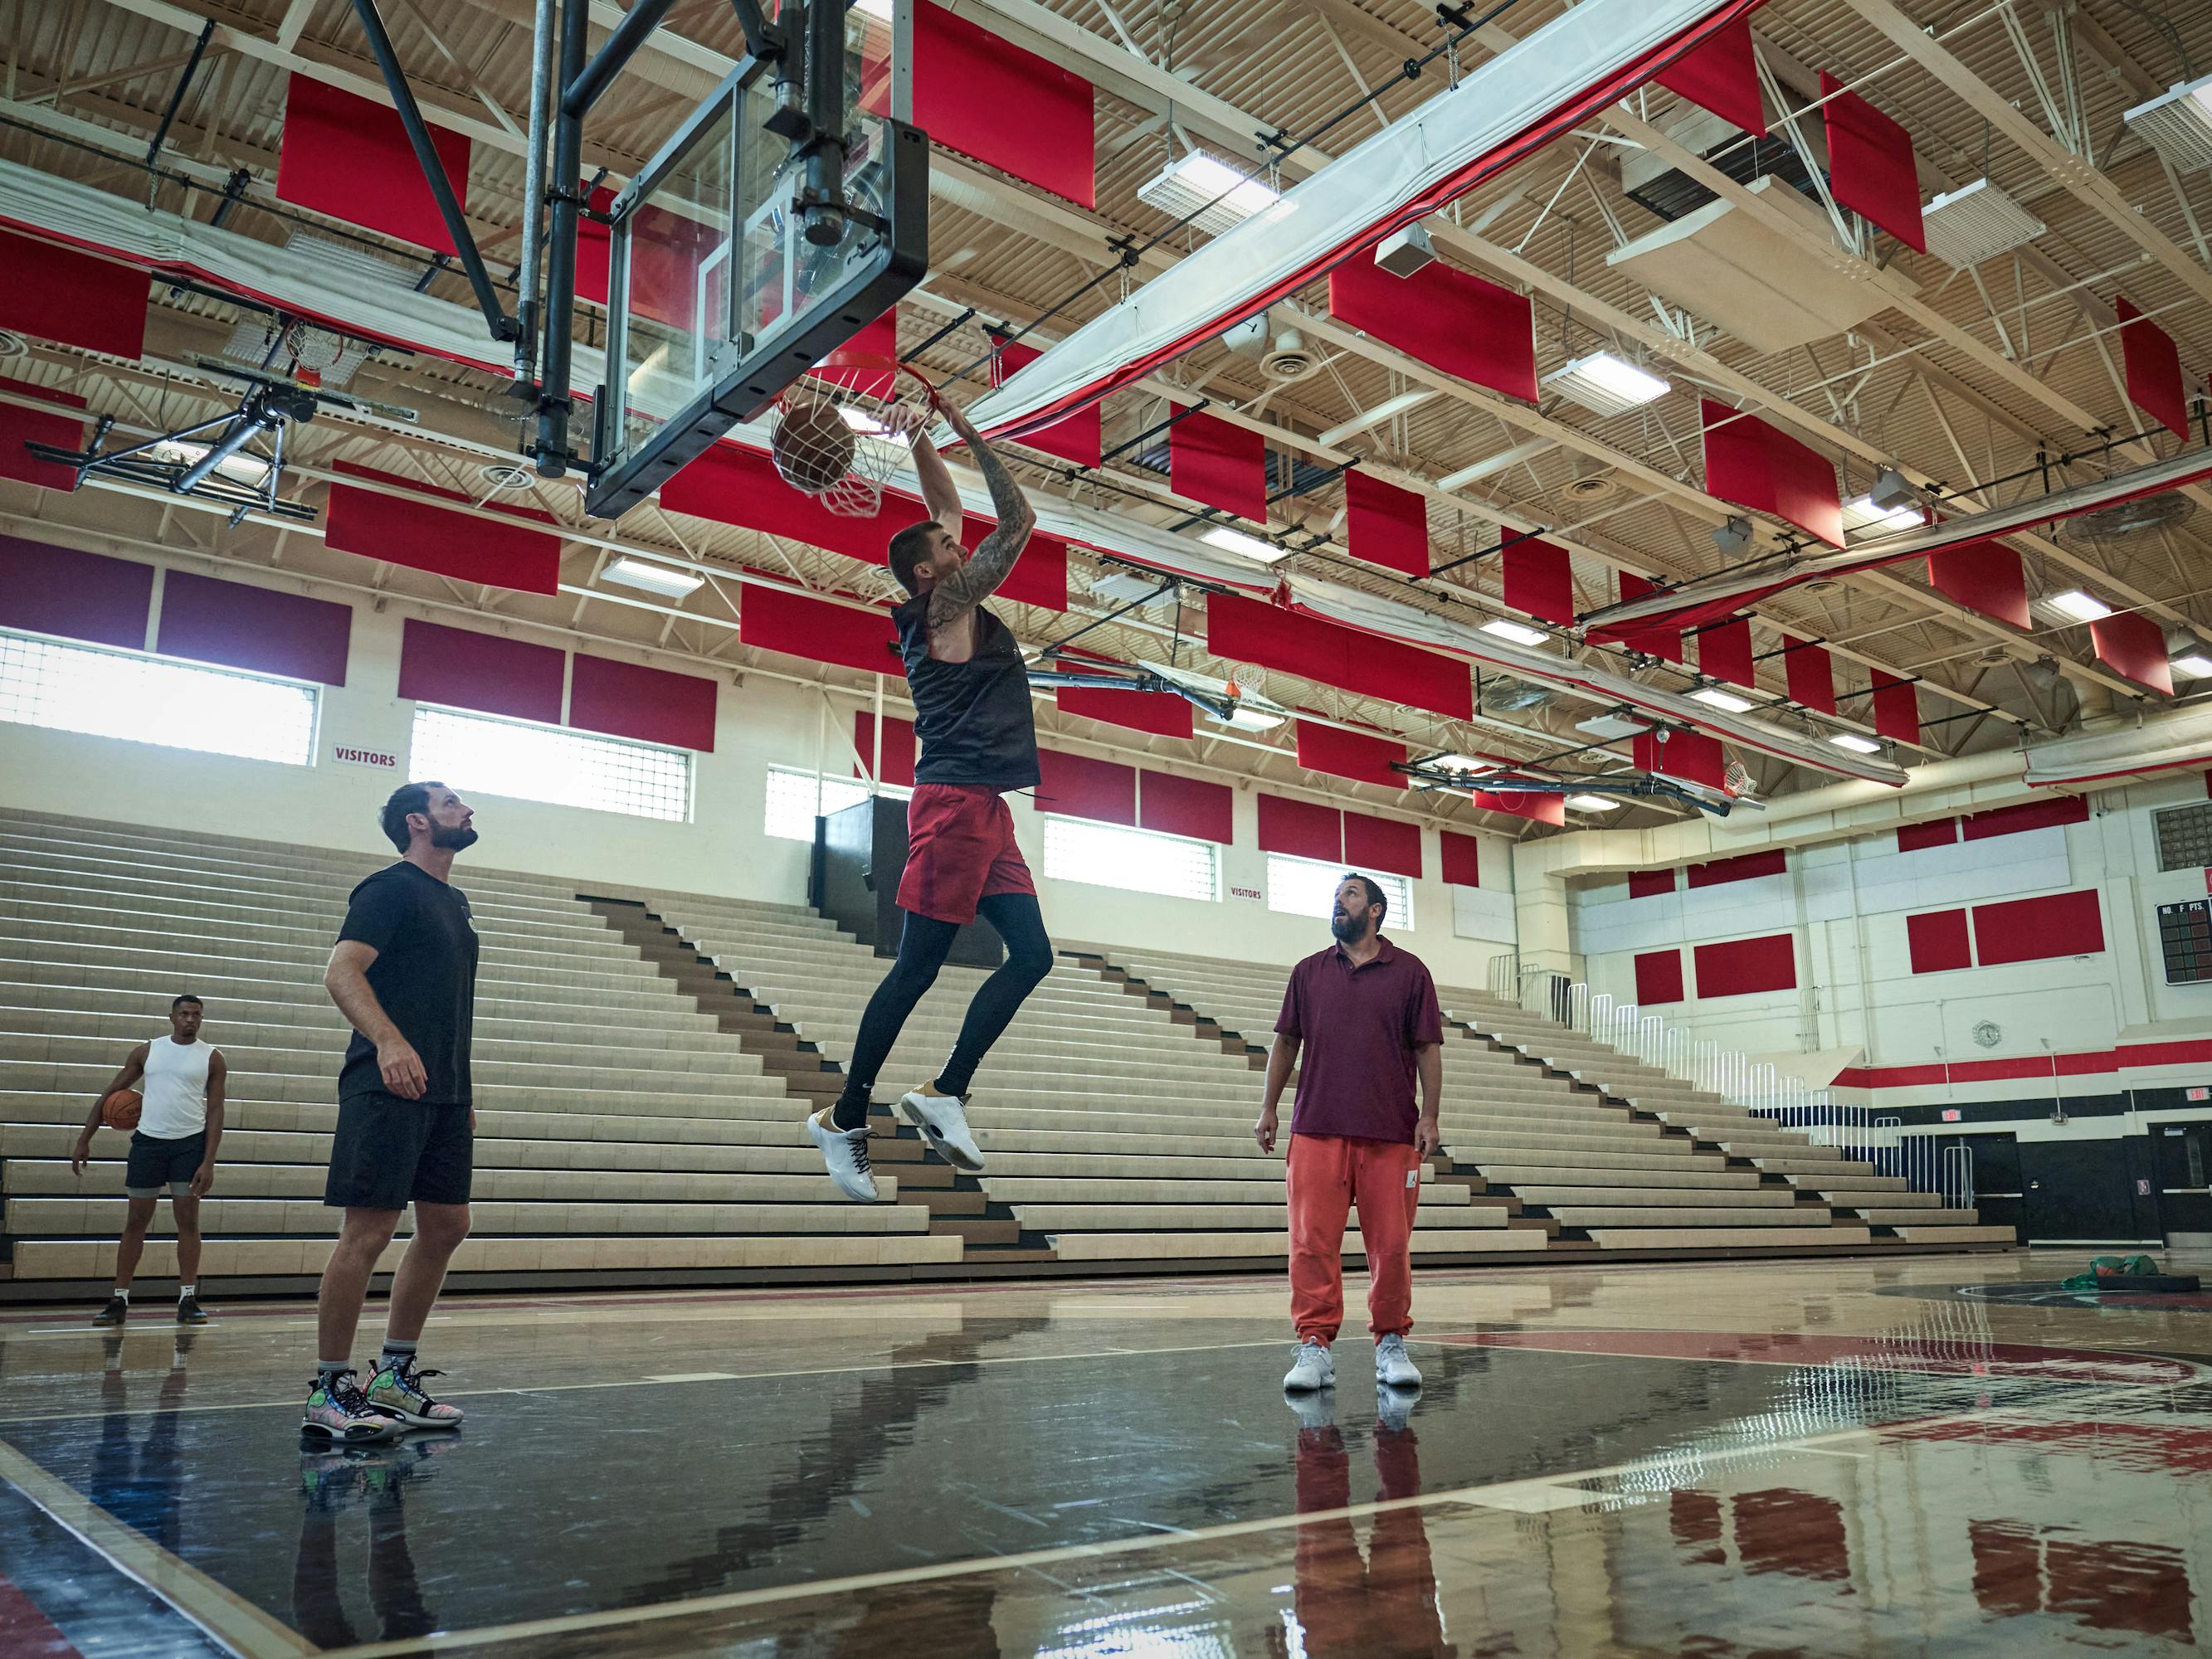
[909,424,964,542]
[925,399,1035,631]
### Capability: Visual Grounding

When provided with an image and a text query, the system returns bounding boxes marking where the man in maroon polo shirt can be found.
[1256,873,1444,1394]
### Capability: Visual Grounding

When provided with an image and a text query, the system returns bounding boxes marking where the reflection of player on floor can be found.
[810,396,1050,1199]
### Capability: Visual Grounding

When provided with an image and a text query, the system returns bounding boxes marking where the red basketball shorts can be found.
[897,783,1036,925]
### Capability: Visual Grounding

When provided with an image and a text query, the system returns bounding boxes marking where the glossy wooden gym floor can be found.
[1,1251,2207,1657]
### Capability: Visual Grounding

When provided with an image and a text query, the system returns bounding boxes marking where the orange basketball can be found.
[101,1087,142,1131]
[771,399,858,495]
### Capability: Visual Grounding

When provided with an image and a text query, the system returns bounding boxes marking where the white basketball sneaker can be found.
[1283,1339,1336,1392]
[807,1105,879,1202]
[899,1086,985,1171]
[1374,1333,1422,1389]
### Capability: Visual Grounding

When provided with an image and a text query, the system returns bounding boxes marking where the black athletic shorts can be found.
[124,1131,207,1199]
[324,1092,474,1210]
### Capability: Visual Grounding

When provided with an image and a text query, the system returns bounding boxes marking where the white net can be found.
[767,353,932,517]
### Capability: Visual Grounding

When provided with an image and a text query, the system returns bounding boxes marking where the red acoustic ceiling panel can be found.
[1686,849,1786,888]
[1615,572,1684,663]
[1928,540,2030,630]
[1035,749,1137,825]
[1344,470,1429,578]
[2116,297,2189,440]
[1971,889,2105,966]
[1897,818,1959,852]
[913,4,1094,208]
[1696,616,1756,688]
[1296,720,1407,791]
[1870,672,1921,745]
[1057,681,1192,739]
[397,617,563,723]
[1440,830,1482,888]
[1169,406,1267,522]
[325,464,562,595]
[276,75,470,255]
[991,529,1070,613]
[1207,592,1472,722]
[574,181,618,305]
[1782,635,1837,715]
[855,711,917,787]
[0,536,151,648]
[2089,610,2174,696]
[1635,728,1728,791]
[741,584,903,678]
[0,232,146,361]
[1635,948,1685,1005]
[1328,254,1538,404]
[1257,793,1342,860]
[1702,401,1844,548]
[0,377,85,491]
[1819,72,1925,253]
[570,654,717,752]
[1503,538,1575,627]
[156,571,351,686]
[992,338,1101,469]
[1629,869,1677,898]
[1692,932,1797,997]
[1474,790,1565,826]
[1906,908,1972,974]
[1342,810,1422,879]
[804,308,900,400]
[1961,795,2089,842]
[1655,17,1766,136]
[1139,770,1233,844]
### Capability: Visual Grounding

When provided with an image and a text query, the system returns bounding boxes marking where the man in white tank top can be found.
[71,995,227,1326]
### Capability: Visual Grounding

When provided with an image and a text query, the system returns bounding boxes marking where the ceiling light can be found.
[1828,732,1882,755]
[603,556,704,598]
[1135,152,1280,236]
[2048,589,2112,623]
[2172,653,2212,680]
[148,439,270,489]
[1207,706,1284,732]
[1576,712,1651,740]
[1564,794,1620,811]
[1868,465,1918,512]
[1542,352,1671,418]
[1199,524,1286,562]
[835,405,909,443]
[1920,178,2046,267]
[1425,752,1496,774]
[1688,686,1754,713]
[1316,390,1435,447]
[1479,617,1550,647]
[855,0,894,18]
[1841,494,1926,535]
[2124,72,2212,174]
[1374,221,1435,277]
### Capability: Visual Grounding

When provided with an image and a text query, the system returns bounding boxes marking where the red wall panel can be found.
[156,571,351,686]
[1703,400,1844,548]
[2117,297,2189,440]
[1328,255,1538,404]
[1686,849,1786,888]
[0,376,85,491]
[1169,406,1267,522]
[913,5,1094,208]
[1295,719,1406,791]
[1971,890,2104,966]
[1035,749,1136,825]
[1870,672,1920,745]
[1655,17,1766,135]
[1440,830,1482,888]
[855,711,917,787]
[1139,770,1232,844]
[325,463,562,595]
[0,231,147,361]
[1960,795,2089,842]
[2089,610,2174,697]
[1342,810,1422,879]
[397,617,563,723]
[0,537,151,649]
[1635,948,1685,1005]
[1928,541,2030,631]
[740,585,903,678]
[569,654,717,752]
[1897,818,1958,852]
[1820,73,1925,253]
[1615,572,1684,663]
[1503,538,1575,626]
[1692,933,1797,997]
[1257,793,1341,860]
[1907,907,1971,974]
[1343,470,1429,578]
[1473,790,1565,826]
[1629,869,1677,898]
[1057,682,1191,739]
[1696,616,1756,688]
[991,338,1100,468]
[1783,635,1837,715]
[275,75,471,255]
[1208,592,1472,722]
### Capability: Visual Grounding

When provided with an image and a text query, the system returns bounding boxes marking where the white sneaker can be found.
[806,1105,879,1202]
[1284,1389,1337,1431]
[1283,1340,1336,1392]
[899,1087,985,1172]
[1374,1333,1422,1389]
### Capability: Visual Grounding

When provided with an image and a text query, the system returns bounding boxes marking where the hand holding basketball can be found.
[100,1087,141,1132]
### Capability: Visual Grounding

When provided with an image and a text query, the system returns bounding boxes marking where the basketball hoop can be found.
[767,350,936,517]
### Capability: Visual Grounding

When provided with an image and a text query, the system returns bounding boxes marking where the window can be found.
[1041,816,1218,902]
[0,627,316,765]
[409,704,689,821]
[1266,853,1413,929]
[764,764,908,842]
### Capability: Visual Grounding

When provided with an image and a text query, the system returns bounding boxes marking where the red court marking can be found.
[0,1574,82,1657]
[1431,1329,2202,1387]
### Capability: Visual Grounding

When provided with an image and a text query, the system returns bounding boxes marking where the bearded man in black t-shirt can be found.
[303,781,480,1443]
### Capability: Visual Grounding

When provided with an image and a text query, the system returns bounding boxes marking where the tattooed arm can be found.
[926,398,1036,632]
[909,426,963,541]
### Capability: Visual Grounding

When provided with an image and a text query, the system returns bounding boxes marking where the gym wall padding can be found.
[397,618,563,724]
[1960,795,2089,841]
[1629,869,1676,898]
[324,463,562,596]
[1168,406,1267,523]
[0,231,147,360]
[1819,72,1925,253]
[2117,297,2189,440]
[1686,849,1785,888]
[156,571,353,687]
[1971,890,2106,967]
[0,376,86,491]
[1257,793,1342,861]
[1906,908,1972,975]
[1343,471,1430,579]
[1138,771,1232,844]
[739,585,902,679]
[569,654,718,753]
[1701,400,1844,549]
[1295,720,1408,791]
[1035,749,1137,825]
[1342,810,1421,879]
[1327,255,1538,405]
[0,536,153,649]
[1635,948,1685,1005]
[1692,932,1796,997]
[275,75,471,255]
[1897,819,1960,852]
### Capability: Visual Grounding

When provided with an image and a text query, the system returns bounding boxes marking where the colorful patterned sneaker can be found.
[364,1355,465,1430]
[303,1370,400,1443]
[176,1295,209,1326]
[898,1087,984,1172]
[90,1295,128,1327]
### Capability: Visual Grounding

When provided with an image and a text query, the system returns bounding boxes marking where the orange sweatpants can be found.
[1286,1131,1420,1345]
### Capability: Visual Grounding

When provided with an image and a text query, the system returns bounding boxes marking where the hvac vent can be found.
[1620,105,1820,223]
[2060,491,2195,548]
[1260,328,1315,382]
[1920,178,2045,267]
[479,462,535,492]
[2124,74,2212,174]
[0,329,26,359]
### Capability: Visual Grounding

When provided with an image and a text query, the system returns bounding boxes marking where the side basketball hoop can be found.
[767,350,937,518]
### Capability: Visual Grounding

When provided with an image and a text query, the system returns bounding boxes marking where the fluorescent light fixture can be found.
[1208,706,1284,732]
[1920,178,2046,267]
[2172,653,2212,679]
[2124,72,2212,174]
[1479,617,1550,647]
[1199,524,1286,562]
[148,439,271,489]
[836,406,910,444]
[855,0,894,17]
[603,556,704,598]
[1437,439,1550,492]
[1827,732,1882,755]
[1564,793,1620,811]
[1688,686,1754,713]
[1316,390,1435,448]
[2048,589,2112,623]
[1575,713,1651,740]
[1135,152,1280,236]
[1542,352,1671,418]
[1841,494,1925,535]
[1425,752,1495,774]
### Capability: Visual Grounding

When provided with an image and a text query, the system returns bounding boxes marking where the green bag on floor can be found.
[2060,1254,2160,1290]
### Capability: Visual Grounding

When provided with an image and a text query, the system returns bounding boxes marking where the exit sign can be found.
[1941,1108,1962,1121]
[2189,1087,2210,1102]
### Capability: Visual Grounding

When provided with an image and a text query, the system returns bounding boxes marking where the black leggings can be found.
[833,893,1054,1119]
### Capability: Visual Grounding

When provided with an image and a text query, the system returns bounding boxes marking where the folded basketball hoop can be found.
[767,350,936,517]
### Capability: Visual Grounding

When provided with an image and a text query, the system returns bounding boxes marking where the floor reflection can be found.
[1287,1389,1450,1658]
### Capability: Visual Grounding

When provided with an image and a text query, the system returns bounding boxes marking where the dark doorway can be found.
[2020,1140,2153,1245]
[1930,1132,2022,1242]
[2151,1120,2212,1244]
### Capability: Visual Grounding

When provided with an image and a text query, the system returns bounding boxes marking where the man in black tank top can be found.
[808,397,1055,1200]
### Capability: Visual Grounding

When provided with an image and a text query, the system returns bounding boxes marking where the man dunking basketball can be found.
[808,395,1049,1200]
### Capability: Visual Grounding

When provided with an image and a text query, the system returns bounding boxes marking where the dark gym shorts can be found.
[324,1092,474,1210]
[124,1131,207,1199]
